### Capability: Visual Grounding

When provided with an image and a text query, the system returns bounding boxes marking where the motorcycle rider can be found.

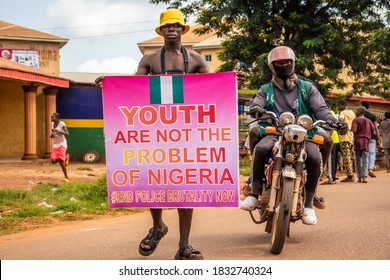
[240,46,347,225]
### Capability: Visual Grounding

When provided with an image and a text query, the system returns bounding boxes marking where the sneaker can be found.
[240,196,259,211]
[368,170,376,178]
[320,180,336,185]
[341,176,354,183]
[302,208,317,225]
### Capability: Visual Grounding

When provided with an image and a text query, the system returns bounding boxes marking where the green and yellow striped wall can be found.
[56,86,105,162]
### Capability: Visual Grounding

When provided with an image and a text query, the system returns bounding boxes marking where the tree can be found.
[150,0,389,98]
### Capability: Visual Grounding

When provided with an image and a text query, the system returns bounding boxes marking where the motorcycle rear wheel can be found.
[270,176,294,254]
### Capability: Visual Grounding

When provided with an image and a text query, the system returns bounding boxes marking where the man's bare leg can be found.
[178,208,192,247]
[176,208,202,259]
[150,209,164,229]
[139,209,168,254]
[59,160,69,179]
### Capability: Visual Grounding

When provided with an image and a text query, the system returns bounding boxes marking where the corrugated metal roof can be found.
[0,20,68,48]
[0,57,69,87]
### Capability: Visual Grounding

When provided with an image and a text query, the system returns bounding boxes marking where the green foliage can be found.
[150,0,390,97]
[239,157,252,176]
[76,166,93,171]
[11,207,50,218]
[0,189,29,205]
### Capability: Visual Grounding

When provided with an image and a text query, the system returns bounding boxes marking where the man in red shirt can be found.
[361,101,381,177]
[351,106,376,183]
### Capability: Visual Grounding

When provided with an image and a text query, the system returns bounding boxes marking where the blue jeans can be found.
[356,150,369,179]
[368,140,376,170]
[384,148,390,170]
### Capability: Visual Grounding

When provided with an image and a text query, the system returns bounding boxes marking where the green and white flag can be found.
[150,76,184,104]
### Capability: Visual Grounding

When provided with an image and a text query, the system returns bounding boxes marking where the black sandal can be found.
[313,195,326,209]
[138,226,168,256]
[174,244,203,260]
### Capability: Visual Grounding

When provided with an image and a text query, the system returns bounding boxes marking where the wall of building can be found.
[0,80,47,157]
[0,40,61,75]
[345,99,390,118]
[0,36,63,158]
[197,48,223,73]
[56,85,105,162]
[0,80,24,156]
[137,45,223,73]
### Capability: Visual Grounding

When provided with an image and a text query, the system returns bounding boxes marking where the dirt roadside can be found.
[0,159,107,190]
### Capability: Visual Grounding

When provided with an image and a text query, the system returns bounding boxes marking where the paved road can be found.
[1,171,390,260]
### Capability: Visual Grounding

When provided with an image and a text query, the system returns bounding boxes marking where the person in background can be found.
[240,45,347,225]
[351,106,376,183]
[50,112,70,182]
[361,101,381,177]
[321,100,339,185]
[379,111,390,172]
[336,99,356,182]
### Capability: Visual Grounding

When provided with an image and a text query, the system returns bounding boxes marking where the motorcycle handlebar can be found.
[321,120,341,131]
[246,110,340,132]
[245,110,278,124]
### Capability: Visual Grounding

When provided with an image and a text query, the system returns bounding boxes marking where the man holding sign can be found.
[102,8,243,260]
[135,8,211,260]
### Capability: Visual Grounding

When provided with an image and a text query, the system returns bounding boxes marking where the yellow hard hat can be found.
[155,8,190,36]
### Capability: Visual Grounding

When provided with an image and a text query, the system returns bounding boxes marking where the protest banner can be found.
[102,72,239,208]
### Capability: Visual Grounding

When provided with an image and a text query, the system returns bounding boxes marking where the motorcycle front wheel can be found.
[270,176,294,254]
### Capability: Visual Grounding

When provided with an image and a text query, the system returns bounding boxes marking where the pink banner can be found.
[102,72,239,208]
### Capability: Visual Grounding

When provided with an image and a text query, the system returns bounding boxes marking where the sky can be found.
[0,0,187,74]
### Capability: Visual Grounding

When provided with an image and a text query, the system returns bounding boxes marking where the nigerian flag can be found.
[150,76,184,104]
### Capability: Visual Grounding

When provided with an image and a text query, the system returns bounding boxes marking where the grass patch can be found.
[0,176,136,236]
[76,166,93,171]
[240,157,252,176]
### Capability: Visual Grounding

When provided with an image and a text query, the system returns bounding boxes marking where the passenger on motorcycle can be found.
[240,46,347,225]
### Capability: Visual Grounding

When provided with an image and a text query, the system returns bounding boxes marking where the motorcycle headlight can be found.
[297,114,313,130]
[283,125,307,143]
[279,112,295,126]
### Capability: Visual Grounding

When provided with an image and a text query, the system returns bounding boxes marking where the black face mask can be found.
[273,64,293,81]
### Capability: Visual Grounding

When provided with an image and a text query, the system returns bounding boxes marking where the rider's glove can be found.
[95,76,104,89]
[236,71,246,89]
[249,105,266,118]
[336,121,348,135]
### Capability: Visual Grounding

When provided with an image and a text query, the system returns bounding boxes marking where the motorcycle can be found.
[245,109,337,254]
